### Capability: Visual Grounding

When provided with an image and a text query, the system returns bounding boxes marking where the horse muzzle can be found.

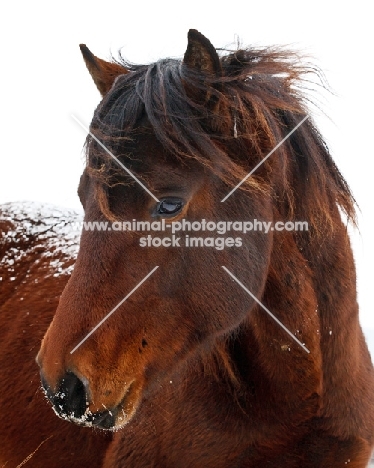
[39,370,121,430]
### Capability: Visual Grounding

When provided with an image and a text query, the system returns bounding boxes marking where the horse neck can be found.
[209,207,356,394]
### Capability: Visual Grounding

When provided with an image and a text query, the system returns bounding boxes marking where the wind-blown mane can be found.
[88,47,355,237]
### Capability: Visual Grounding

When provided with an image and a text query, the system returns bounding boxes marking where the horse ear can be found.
[183,30,222,108]
[79,44,128,96]
[183,29,221,76]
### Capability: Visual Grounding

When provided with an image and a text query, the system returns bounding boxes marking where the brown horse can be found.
[1,29,374,466]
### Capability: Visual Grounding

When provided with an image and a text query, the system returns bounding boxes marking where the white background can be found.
[1,1,373,350]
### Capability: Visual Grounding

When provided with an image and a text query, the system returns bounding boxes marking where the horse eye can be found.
[156,198,184,217]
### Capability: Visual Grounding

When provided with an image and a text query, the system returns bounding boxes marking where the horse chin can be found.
[68,403,136,431]
[87,380,141,431]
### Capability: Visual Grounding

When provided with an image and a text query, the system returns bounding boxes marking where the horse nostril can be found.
[53,372,88,419]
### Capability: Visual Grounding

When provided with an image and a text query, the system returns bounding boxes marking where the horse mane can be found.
[87,46,355,235]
